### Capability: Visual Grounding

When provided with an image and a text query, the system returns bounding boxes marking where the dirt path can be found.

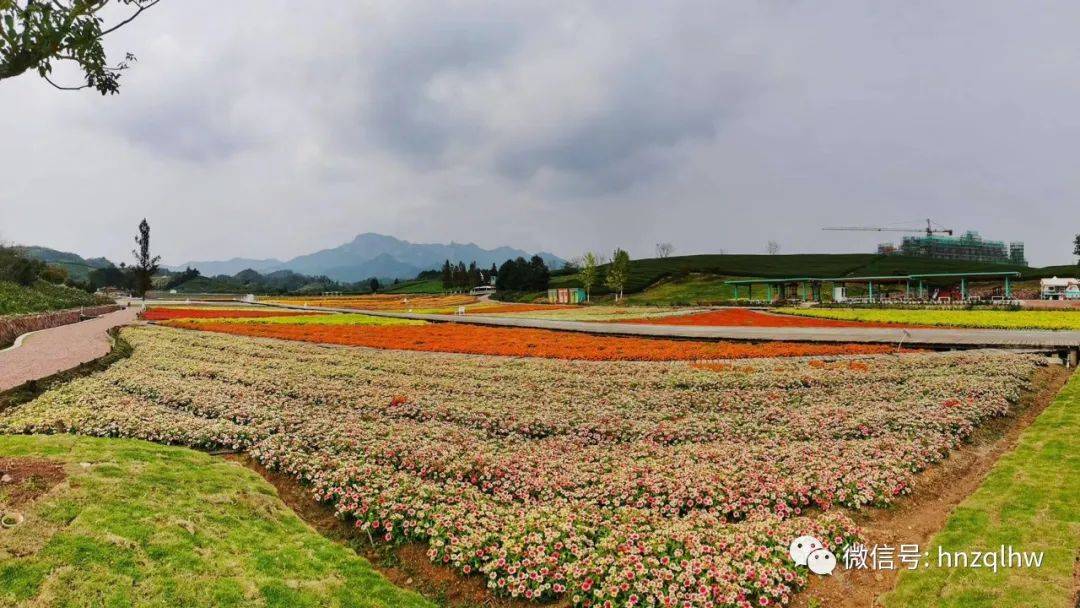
[792,364,1072,607]
[0,307,139,392]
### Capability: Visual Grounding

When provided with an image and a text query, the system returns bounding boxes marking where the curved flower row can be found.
[0,326,1042,607]
[141,307,325,320]
[263,294,478,310]
[161,319,898,361]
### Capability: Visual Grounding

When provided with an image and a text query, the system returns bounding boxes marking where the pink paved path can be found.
[0,307,140,391]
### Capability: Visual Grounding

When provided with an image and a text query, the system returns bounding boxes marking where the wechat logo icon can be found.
[789,535,837,575]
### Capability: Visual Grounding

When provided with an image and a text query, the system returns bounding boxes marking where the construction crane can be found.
[822,218,953,237]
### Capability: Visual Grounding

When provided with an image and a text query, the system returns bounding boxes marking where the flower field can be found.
[0,326,1043,607]
[775,307,1080,330]
[161,318,896,360]
[141,307,326,321]
[624,308,918,328]
[263,294,477,311]
[482,305,706,321]
[166,311,426,327]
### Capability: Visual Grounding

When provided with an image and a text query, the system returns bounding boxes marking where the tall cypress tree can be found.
[455,261,467,290]
[441,260,452,290]
[131,218,161,298]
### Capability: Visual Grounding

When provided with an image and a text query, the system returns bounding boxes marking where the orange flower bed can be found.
[625,308,918,328]
[142,308,323,321]
[162,319,895,361]
[264,294,477,311]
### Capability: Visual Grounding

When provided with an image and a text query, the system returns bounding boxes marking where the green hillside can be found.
[14,246,114,282]
[553,253,1074,297]
[168,268,349,295]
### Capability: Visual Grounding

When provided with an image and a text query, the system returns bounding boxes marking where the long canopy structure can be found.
[725,271,1021,302]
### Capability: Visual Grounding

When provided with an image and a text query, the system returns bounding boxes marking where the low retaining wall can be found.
[1018,299,1080,310]
[0,304,122,349]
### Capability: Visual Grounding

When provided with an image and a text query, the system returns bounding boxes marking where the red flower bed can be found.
[162,319,896,360]
[142,308,322,321]
[625,308,917,328]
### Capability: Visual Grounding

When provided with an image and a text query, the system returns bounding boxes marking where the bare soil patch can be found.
[0,457,66,509]
[792,363,1072,608]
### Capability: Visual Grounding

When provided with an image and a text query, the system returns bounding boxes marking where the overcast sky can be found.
[2,0,1079,266]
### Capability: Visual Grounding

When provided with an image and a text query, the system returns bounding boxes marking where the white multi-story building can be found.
[1040,277,1080,300]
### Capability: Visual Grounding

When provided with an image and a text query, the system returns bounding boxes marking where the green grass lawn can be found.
[776,307,1080,330]
[622,274,740,305]
[883,369,1080,608]
[0,435,432,608]
[0,280,107,315]
[382,279,444,294]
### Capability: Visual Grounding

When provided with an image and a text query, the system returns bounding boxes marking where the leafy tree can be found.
[495,258,519,292]
[0,0,162,94]
[0,244,45,285]
[495,257,550,292]
[766,240,781,255]
[131,218,160,297]
[605,248,630,301]
[88,265,129,290]
[580,251,600,302]
[368,277,379,293]
[1074,234,1080,263]
[655,242,674,258]
[455,261,467,290]
[39,264,68,284]
[527,255,549,291]
[163,266,199,290]
[467,261,480,288]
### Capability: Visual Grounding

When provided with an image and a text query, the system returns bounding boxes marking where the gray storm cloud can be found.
[1,0,1078,266]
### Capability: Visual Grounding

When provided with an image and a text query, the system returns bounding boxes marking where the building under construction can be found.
[894,231,1026,266]
[825,220,1027,266]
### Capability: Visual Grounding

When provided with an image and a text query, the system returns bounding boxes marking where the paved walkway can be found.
[256,302,1080,351]
[0,307,140,392]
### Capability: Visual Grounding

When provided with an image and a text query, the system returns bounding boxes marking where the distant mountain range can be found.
[171,233,565,282]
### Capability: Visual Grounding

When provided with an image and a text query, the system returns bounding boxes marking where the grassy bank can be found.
[622,274,739,305]
[0,280,107,315]
[0,435,432,608]
[883,369,1080,608]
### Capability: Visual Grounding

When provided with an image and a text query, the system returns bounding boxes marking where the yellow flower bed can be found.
[776,308,1080,330]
